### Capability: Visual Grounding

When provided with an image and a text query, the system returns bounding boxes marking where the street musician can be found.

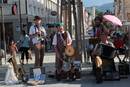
[52,23,72,81]
[29,16,46,67]
[92,32,116,83]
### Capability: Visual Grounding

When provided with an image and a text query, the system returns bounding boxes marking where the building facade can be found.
[114,0,130,21]
[0,0,59,47]
[124,0,130,21]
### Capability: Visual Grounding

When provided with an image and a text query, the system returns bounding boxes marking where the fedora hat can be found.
[34,16,42,21]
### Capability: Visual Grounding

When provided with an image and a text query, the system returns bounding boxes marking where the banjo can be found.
[61,31,75,57]
[65,45,75,57]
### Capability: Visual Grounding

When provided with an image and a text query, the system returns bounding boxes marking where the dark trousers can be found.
[20,47,29,60]
[34,44,45,67]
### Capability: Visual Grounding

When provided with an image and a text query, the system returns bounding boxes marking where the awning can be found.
[46,22,64,28]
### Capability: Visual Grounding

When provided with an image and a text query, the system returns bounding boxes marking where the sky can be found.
[83,0,114,7]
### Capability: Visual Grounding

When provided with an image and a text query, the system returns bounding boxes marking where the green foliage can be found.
[95,9,103,17]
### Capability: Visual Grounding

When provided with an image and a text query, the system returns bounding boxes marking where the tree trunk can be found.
[68,0,72,36]
[80,2,87,63]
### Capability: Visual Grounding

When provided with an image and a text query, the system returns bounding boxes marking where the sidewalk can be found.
[0,52,130,87]
[1,52,56,72]
[1,52,56,64]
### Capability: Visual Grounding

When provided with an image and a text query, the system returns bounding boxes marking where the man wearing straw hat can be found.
[52,22,72,81]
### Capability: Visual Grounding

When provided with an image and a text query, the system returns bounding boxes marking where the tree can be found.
[95,9,103,16]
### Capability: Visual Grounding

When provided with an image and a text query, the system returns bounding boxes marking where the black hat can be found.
[34,16,42,21]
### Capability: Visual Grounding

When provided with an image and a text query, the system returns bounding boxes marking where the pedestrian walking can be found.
[29,16,47,67]
[19,30,30,64]
[52,23,72,81]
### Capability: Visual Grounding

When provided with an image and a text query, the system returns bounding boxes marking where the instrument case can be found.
[118,62,129,78]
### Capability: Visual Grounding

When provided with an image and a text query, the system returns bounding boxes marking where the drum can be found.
[100,44,116,59]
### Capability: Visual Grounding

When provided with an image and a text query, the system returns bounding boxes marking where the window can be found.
[3,0,8,3]
[33,6,36,15]
[28,5,32,15]
[0,0,2,3]
[41,0,43,4]
[38,8,40,15]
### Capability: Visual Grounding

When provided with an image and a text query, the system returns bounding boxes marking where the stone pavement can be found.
[0,69,130,87]
[0,52,130,87]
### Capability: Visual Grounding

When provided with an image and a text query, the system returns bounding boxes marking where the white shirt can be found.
[29,24,47,44]
[52,31,72,46]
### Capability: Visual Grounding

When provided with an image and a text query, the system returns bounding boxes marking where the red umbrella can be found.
[103,15,122,26]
